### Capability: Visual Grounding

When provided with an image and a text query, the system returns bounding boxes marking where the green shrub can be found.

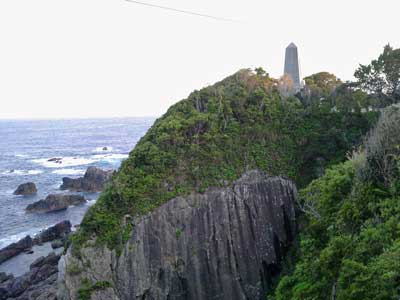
[78,279,112,300]
[66,262,82,275]
[72,69,376,253]
[273,109,400,299]
[362,105,400,190]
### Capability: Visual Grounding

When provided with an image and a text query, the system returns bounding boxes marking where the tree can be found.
[354,44,400,105]
[304,72,342,94]
[302,72,342,106]
[255,67,269,78]
[332,82,371,113]
[362,105,400,190]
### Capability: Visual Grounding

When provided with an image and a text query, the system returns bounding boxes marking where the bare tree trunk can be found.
[331,282,337,300]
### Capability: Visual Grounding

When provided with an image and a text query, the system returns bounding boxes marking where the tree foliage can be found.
[71,69,376,253]
[303,72,342,103]
[361,105,400,191]
[355,44,400,105]
[273,107,400,300]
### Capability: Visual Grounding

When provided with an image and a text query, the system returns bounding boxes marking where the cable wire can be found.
[125,0,238,22]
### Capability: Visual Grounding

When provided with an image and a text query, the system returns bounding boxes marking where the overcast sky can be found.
[0,0,398,119]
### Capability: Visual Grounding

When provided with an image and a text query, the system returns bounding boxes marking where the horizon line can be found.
[0,115,159,121]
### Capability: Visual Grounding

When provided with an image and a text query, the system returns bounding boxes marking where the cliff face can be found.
[62,170,297,300]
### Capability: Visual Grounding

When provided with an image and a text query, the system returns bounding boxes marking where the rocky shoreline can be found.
[0,221,71,265]
[0,252,61,300]
[0,166,114,299]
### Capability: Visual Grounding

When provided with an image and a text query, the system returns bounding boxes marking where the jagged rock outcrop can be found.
[63,170,297,300]
[0,236,33,265]
[60,167,114,192]
[26,194,86,213]
[33,220,72,245]
[0,253,61,300]
[13,182,37,196]
[0,221,71,265]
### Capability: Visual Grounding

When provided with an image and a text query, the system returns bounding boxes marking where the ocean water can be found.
[0,117,154,249]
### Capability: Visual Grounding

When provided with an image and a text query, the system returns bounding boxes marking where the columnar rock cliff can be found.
[62,170,297,300]
[59,70,374,300]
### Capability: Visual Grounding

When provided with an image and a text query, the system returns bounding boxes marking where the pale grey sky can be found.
[0,0,398,119]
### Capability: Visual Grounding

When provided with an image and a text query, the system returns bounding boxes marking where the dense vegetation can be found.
[270,45,400,300]
[68,44,400,300]
[355,44,400,106]
[71,68,377,253]
[273,105,400,300]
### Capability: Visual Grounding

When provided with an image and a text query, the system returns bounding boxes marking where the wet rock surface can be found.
[60,167,114,192]
[33,220,71,245]
[0,253,60,300]
[64,170,298,300]
[26,195,86,213]
[0,221,71,266]
[0,236,33,265]
[13,183,37,196]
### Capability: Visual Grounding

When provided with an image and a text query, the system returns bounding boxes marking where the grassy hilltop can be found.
[70,45,400,300]
[72,69,376,252]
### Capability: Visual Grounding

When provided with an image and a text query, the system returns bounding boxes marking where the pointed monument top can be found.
[284,42,301,93]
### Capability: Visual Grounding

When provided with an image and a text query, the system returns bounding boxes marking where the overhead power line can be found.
[125,0,238,22]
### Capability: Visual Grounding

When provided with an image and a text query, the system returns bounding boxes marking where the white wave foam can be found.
[51,181,63,189]
[15,154,29,158]
[52,169,86,175]
[0,169,43,176]
[32,157,96,168]
[92,153,128,163]
[27,170,42,175]
[31,152,127,169]
[86,199,97,206]
[0,230,38,249]
[0,220,76,248]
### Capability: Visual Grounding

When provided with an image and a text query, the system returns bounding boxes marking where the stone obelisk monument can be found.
[284,42,301,92]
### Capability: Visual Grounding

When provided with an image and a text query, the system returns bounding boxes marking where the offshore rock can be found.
[60,167,114,192]
[0,221,71,265]
[33,220,72,245]
[13,182,37,196]
[63,170,297,300]
[26,194,86,213]
[0,236,33,265]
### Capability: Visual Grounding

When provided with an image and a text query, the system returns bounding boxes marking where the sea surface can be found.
[0,117,154,249]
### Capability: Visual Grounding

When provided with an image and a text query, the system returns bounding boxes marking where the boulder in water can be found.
[0,221,71,265]
[13,182,37,196]
[0,236,33,264]
[0,252,60,300]
[47,157,62,163]
[26,195,86,213]
[60,166,114,192]
[33,220,72,245]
